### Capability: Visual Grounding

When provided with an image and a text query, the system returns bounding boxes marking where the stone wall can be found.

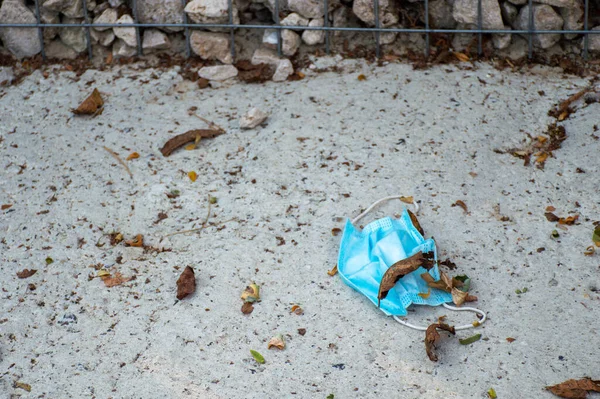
[0,0,598,66]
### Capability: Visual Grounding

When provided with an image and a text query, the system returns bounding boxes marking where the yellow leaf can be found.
[241,283,260,303]
[399,196,414,204]
[535,152,549,164]
[454,52,470,62]
[15,382,31,392]
[327,265,338,276]
[184,143,196,151]
[126,152,140,160]
[97,270,110,277]
[188,171,197,182]
[418,288,431,299]
[357,74,367,81]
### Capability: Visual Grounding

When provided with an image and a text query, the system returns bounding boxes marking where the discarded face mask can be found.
[337,196,486,331]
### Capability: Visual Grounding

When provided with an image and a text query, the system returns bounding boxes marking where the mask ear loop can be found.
[392,303,487,331]
[351,195,420,225]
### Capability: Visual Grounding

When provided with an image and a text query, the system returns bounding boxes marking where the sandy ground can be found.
[0,59,599,399]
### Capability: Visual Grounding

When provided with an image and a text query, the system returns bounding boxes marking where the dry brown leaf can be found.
[418,288,431,299]
[545,212,560,222]
[536,152,549,164]
[124,234,143,247]
[584,246,595,256]
[559,215,579,225]
[378,252,425,306]
[241,301,254,314]
[17,269,37,279]
[451,287,468,306]
[176,266,196,300]
[331,228,342,236]
[546,378,600,399]
[407,209,424,236]
[73,88,104,115]
[357,74,367,81]
[465,294,478,302]
[327,265,338,276]
[506,337,516,343]
[399,196,414,204]
[291,305,304,315]
[160,129,225,157]
[454,52,470,62]
[268,334,286,350]
[126,152,140,160]
[101,271,135,287]
[14,381,31,392]
[1,204,12,210]
[546,205,556,212]
[452,200,469,214]
[425,322,456,361]
[421,272,453,292]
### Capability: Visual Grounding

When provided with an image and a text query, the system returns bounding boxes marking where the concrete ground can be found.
[0,59,598,399]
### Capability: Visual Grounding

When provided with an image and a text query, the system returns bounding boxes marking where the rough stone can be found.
[45,39,78,59]
[251,47,281,66]
[185,0,240,25]
[514,4,563,49]
[137,0,184,31]
[429,0,457,29]
[142,29,171,51]
[261,0,289,15]
[263,29,301,56]
[0,0,42,59]
[333,5,356,37]
[90,28,116,47]
[500,1,518,25]
[507,0,526,6]
[534,0,577,8]
[453,0,503,29]
[59,17,87,53]
[288,0,335,19]
[302,18,325,45]
[113,15,137,47]
[281,12,309,26]
[561,0,583,40]
[112,38,137,58]
[587,26,600,51]
[240,107,269,129]
[353,0,399,27]
[190,31,233,64]
[0,67,15,85]
[29,5,60,41]
[380,28,398,45]
[272,58,294,81]
[451,23,476,50]
[93,8,117,32]
[43,0,83,18]
[492,26,512,49]
[108,0,124,7]
[198,65,239,81]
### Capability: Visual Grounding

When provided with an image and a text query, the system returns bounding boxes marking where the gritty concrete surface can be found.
[0,60,599,399]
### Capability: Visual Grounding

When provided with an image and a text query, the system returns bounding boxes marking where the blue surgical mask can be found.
[337,196,486,331]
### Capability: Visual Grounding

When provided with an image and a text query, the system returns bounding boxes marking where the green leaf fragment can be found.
[522,287,528,293]
[487,388,497,398]
[45,257,54,265]
[250,349,265,364]
[551,229,559,238]
[459,333,482,345]
[326,395,334,399]
[209,195,218,204]
[593,226,600,245]
[515,289,522,294]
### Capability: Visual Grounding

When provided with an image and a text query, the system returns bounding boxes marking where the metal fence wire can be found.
[0,0,597,62]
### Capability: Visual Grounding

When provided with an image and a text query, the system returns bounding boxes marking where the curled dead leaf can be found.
[267,334,286,350]
[124,234,143,247]
[176,266,196,300]
[506,337,516,343]
[73,88,104,115]
[327,265,338,276]
[331,228,342,236]
[454,52,470,62]
[425,322,456,362]
[16,269,37,279]
[357,74,367,81]
[546,378,600,399]
[378,252,427,306]
[1,204,12,210]
[421,271,453,292]
[241,283,260,303]
[559,215,579,225]
[418,288,431,299]
[451,200,468,214]
[584,246,595,256]
[126,152,140,160]
[14,381,31,392]
[290,305,304,315]
[407,209,424,236]
[451,287,468,306]
[399,196,414,204]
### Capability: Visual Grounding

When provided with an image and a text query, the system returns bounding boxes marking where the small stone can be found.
[93,7,117,32]
[198,65,238,81]
[353,0,399,27]
[137,0,184,31]
[0,0,42,59]
[453,0,504,29]
[0,67,15,85]
[514,4,563,49]
[185,0,240,25]
[587,26,600,51]
[251,47,281,66]
[108,0,124,6]
[143,29,170,51]
[45,38,79,59]
[43,0,83,18]
[281,12,309,26]
[282,29,301,56]
[190,31,233,64]
[288,0,333,18]
[302,18,325,45]
[273,58,294,81]
[492,26,512,49]
[59,17,87,53]
[112,38,137,58]
[500,1,518,26]
[380,27,398,45]
[429,0,457,29]
[240,107,269,129]
[534,0,577,8]
[30,5,59,41]
[561,0,583,40]
[113,14,137,47]
[90,28,116,47]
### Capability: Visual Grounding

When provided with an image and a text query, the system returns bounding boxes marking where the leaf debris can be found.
[546,378,600,398]
[250,349,265,364]
[17,269,37,279]
[425,322,456,361]
[459,333,481,345]
[103,146,133,178]
[72,88,104,116]
[378,251,431,306]
[160,129,225,157]
[176,266,196,300]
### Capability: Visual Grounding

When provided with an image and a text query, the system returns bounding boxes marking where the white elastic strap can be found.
[351,195,419,225]
[392,303,487,331]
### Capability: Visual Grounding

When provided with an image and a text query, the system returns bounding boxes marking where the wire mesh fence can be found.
[0,0,598,62]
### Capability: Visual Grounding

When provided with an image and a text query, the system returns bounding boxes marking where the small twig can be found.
[187,110,225,133]
[103,146,132,178]
[204,195,212,225]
